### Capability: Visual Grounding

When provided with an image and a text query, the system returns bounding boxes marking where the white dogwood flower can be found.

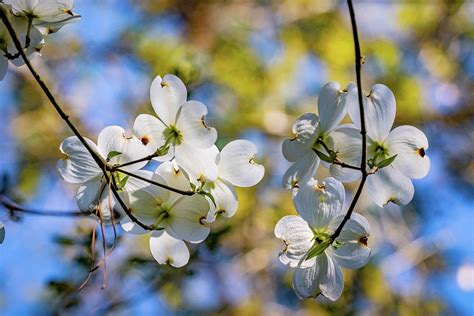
[57,126,149,223]
[282,82,352,189]
[133,74,219,183]
[4,0,80,33]
[202,140,265,220]
[121,166,210,244]
[0,5,45,80]
[275,177,371,301]
[347,84,430,206]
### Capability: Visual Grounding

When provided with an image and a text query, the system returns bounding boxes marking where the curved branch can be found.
[331,0,368,242]
[0,8,155,230]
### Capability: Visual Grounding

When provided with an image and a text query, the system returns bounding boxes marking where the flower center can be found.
[163,125,183,145]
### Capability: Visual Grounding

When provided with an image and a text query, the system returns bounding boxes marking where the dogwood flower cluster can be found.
[57,74,265,268]
[282,82,430,207]
[275,178,370,300]
[276,81,430,300]
[0,0,80,80]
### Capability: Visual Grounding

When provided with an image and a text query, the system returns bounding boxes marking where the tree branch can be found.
[330,0,368,242]
[0,194,92,217]
[0,8,155,231]
[116,168,195,196]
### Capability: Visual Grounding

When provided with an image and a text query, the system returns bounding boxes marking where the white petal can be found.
[366,166,414,206]
[97,125,149,171]
[274,215,314,268]
[156,161,192,205]
[318,82,350,133]
[208,179,238,219]
[282,151,319,190]
[330,213,371,269]
[348,84,396,142]
[132,114,166,155]
[293,254,328,299]
[319,254,344,301]
[127,173,170,224]
[57,136,101,184]
[175,144,219,184]
[150,74,187,125]
[282,113,319,162]
[31,0,73,17]
[0,57,8,81]
[0,221,5,244]
[149,230,190,268]
[164,195,210,243]
[327,125,362,182]
[293,177,345,230]
[176,101,217,148]
[386,125,430,179]
[218,140,264,187]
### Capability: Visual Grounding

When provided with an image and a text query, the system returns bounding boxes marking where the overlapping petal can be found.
[132,114,166,155]
[218,140,264,187]
[274,215,314,269]
[386,125,430,179]
[327,125,362,182]
[330,213,371,269]
[366,166,414,206]
[318,82,350,133]
[175,144,219,184]
[150,74,187,125]
[176,100,217,148]
[57,136,101,184]
[149,230,190,268]
[97,125,149,171]
[348,84,396,142]
[164,195,210,243]
[293,178,345,230]
[208,179,238,219]
[282,113,319,162]
[282,151,319,190]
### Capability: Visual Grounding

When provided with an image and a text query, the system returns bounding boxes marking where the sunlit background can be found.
[1,0,473,315]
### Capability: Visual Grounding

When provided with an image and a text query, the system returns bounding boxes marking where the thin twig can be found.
[116,168,195,196]
[330,0,368,242]
[0,194,92,217]
[112,153,159,169]
[0,8,155,231]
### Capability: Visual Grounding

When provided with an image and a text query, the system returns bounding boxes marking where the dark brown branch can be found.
[330,0,368,242]
[116,168,195,196]
[0,8,154,231]
[0,194,92,217]
[112,153,159,169]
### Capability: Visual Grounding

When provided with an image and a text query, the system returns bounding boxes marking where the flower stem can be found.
[330,0,368,242]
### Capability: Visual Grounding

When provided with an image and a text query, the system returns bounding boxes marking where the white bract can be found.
[203,140,265,220]
[133,74,219,184]
[57,125,149,223]
[275,177,371,300]
[346,84,430,206]
[4,0,80,33]
[120,163,209,267]
[0,4,45,80]
[282,82,352,189]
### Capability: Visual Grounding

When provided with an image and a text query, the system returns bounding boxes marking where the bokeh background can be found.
[1,0,473,315]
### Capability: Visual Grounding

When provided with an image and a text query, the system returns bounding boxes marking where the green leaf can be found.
[107,151,122,160]
[313,149,335,163]
[117,175,129,191]
[376,154,397,169]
